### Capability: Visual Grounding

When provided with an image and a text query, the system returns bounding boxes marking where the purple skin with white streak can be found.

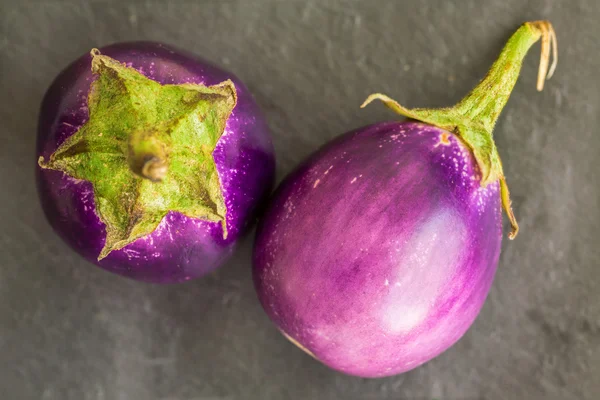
[253,121,502,377]
[37,42,275,283]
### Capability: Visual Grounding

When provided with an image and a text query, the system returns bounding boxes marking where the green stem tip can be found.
[127,128,171,182]
[361,20,558,240]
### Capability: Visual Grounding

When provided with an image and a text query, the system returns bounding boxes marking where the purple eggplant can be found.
[253,21,557,377]
[37,42,274,283]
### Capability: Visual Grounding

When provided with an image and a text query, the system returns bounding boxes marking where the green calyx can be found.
[361,20,558,240]
[39,49,237,260]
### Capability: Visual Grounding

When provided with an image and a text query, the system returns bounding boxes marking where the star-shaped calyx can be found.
[39,49,237,260]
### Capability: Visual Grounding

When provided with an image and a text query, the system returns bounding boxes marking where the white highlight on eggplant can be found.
[381,209,466,334]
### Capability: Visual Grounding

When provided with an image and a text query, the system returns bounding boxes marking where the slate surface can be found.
[0,1,598,399]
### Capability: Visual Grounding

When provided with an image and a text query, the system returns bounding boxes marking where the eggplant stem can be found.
[141,157,168,182]
[532,21,558,91]
[361,21,559,241]
[548,27,558,79]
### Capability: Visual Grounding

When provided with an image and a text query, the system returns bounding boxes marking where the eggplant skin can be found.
[253,121,502,377]
[36,42,275,283]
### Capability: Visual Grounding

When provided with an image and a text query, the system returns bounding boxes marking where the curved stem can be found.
[454,21,557,133]
[361,21,558,240]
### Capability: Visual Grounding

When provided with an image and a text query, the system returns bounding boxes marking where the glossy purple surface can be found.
[37,42,275,283]
[253,121,502,377]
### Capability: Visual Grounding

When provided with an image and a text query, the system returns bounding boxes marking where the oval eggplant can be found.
[253,21,557,377]
[37,42,275,283]
[255,120,502,377]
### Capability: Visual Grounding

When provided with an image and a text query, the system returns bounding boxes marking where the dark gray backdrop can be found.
[1,1,598,399]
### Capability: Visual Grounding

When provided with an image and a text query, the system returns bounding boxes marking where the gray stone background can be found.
[1,1,598,399]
